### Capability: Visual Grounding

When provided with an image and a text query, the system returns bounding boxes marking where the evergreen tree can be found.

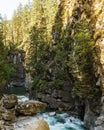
[72,20,98,99]
[22,4,31,42]
[31,0,43,27]
[2,15,8,45]
[0,22,15,91]
[28,3,48,97]
[44,0,58,43]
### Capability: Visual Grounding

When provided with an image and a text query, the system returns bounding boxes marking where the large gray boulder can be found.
[16,100,47,116]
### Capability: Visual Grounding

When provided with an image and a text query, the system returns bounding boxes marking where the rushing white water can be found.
[17,96,85,130]
[17,95,29,102]
[3,87,86,130]
[42,112,85,130]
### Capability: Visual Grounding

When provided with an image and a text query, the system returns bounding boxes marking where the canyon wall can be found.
[8,50,26,87]
[93,0,104,129]
[36,0,104,129]
[8,1,104,130]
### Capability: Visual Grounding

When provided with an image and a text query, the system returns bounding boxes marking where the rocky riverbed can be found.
[0,94,49,130]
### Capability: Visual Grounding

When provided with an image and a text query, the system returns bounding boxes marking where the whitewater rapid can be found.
[42,112,85,130]
[17,95,85,130]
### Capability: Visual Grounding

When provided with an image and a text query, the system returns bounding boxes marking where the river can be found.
[42,112,85,130]
[3,87,86,130]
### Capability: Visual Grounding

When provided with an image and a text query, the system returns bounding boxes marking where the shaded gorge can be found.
[3,87,86,130]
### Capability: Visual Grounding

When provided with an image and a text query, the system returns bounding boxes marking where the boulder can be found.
[26,117,50,130]
[16,100,47,116]
[3,94,18,109]
[2,109,16,122]
[5,116,50,130]
[0,94,49,129]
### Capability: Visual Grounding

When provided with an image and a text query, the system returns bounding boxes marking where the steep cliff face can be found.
[49,0,104,129]
[60,0,104,129]
[37,82,85,120]
[93,0,104,92]
[92,0,104,129]
[8,50,26,87]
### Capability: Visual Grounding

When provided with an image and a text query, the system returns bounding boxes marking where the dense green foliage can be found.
[0,23,15,91]
[72,20,99,99]
[1,0,100,99]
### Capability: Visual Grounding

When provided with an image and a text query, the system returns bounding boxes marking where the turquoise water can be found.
[3,87,86,130]
[17,95,86,130]
[42,112,85,130]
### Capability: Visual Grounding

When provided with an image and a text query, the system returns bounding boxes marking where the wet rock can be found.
[2,109,16,122]
[16,100,47,116]
[0,94,49,129]
[3,94,18,109]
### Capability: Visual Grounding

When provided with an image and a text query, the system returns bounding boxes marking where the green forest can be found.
[0,0,101,100]
[1,0,104,129]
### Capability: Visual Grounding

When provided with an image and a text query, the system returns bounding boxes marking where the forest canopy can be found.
[0,0,100,99]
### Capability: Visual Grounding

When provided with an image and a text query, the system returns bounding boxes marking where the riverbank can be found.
[0,94,49,130]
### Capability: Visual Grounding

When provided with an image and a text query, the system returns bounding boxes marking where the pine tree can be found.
[72,20,98,99]
[27,1,49,97]
[44,0,58,43]
[22,4,31,42]
[31,0,43,26]
[0,22,15,91]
